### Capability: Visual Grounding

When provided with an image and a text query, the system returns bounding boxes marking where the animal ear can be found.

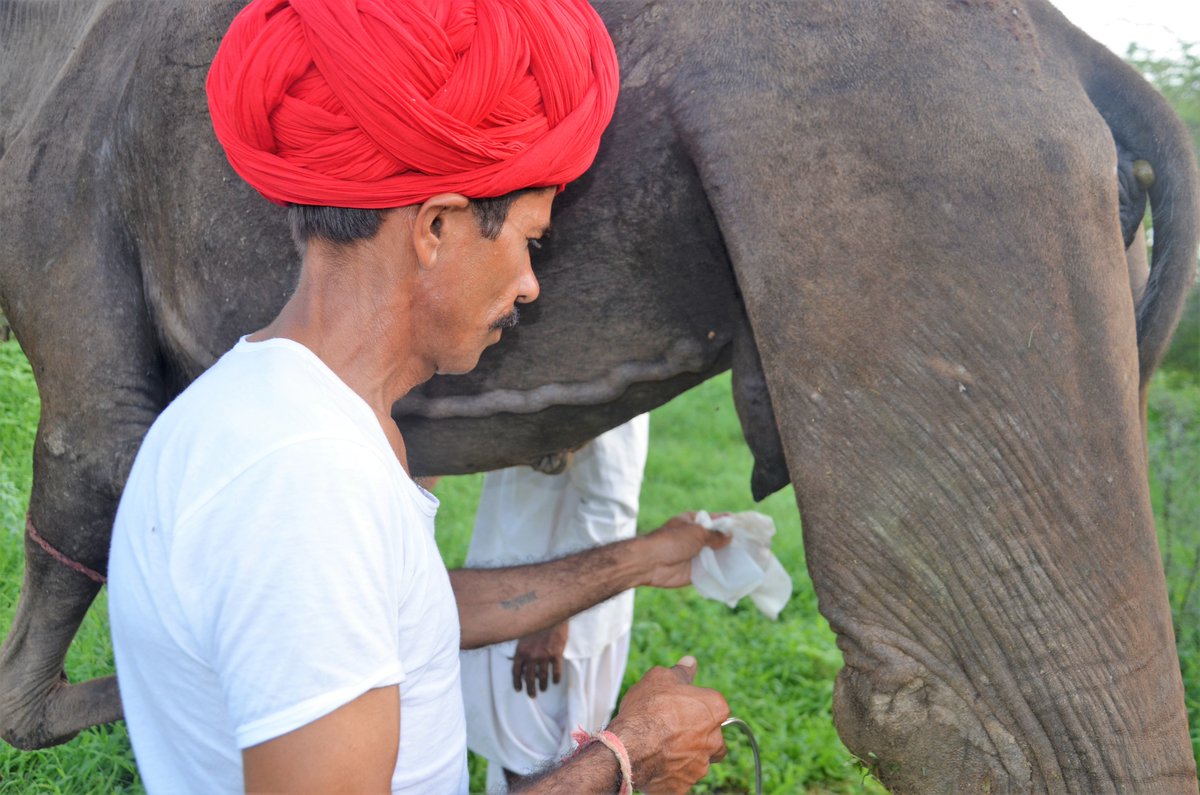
[412,193,470,269]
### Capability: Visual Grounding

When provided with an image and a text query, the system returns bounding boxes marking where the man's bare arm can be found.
[451,537,640,649]
[451,513,727,649]
[242,686,398,794]
[512,742,626,794]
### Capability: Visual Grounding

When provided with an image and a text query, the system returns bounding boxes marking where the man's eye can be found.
[527,238,543,251]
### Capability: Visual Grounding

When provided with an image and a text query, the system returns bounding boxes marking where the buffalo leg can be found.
[0,229,164,749]
[668,3,1197,788]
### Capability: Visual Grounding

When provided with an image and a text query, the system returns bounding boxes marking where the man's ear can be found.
[412,193,471,270]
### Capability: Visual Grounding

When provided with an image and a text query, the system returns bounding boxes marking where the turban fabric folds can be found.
[206,0,619,207]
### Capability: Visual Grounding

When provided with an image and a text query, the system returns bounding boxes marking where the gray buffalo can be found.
[2,1,1198,791]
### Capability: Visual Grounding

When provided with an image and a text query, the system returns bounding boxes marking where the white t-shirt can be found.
[108,337,467,794]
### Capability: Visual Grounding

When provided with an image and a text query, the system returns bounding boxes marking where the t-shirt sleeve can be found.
[169,437,405,749]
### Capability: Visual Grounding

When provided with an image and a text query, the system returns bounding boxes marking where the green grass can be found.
[0,341,37,536]
[1,335,1197,792]
[1147,370,1200,763]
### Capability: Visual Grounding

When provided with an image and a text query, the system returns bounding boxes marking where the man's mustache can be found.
[489,306,520,331]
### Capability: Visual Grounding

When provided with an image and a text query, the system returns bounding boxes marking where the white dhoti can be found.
[459,415,650,791]
[461,631,632,791]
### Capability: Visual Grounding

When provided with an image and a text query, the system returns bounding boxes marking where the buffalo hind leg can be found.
[0,355,162,748]
[0,218,164,748]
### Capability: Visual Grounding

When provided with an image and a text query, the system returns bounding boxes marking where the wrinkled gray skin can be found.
[1,1,1198,791]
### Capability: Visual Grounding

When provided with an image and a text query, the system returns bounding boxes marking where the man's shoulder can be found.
[161,339,376,451]
[130,340,394,516]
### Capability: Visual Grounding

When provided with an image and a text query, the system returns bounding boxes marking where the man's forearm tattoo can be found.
[500,590,537,611]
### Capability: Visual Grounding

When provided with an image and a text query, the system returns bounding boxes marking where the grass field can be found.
[1,335,1197,792]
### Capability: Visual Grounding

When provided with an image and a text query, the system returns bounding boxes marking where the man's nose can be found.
[517,263,540,304]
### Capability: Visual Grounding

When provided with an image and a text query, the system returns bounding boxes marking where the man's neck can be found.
[250,233,432,466]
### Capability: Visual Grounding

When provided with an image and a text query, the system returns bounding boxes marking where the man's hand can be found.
[638,513,731,589]
[607,655,729,795]
[511,621,569,697]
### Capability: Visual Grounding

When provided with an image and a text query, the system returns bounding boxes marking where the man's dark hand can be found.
[511,621,570,697]
[606,655,729,794]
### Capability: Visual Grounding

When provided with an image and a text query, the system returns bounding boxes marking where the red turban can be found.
[206,0,619,207]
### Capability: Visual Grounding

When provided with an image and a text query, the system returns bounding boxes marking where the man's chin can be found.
[434,348,488,377]
[433,329,506,376]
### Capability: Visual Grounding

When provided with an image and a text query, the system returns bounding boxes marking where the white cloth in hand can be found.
[690,510,793,620]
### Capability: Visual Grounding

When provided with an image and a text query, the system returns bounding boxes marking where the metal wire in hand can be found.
[721,716,763,795]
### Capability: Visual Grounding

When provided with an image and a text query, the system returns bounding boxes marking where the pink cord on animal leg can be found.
[25,515,107,585]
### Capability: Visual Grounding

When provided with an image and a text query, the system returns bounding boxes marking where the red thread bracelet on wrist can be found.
[570,726,633,795]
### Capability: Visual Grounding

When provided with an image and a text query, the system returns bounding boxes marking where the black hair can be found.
[287,205,385,248]
[468,189,535,240]
[287,189,535,250]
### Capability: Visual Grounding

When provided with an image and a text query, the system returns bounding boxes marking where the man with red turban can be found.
[108,1,731,793]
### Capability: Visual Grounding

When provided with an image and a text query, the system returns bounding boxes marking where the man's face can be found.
[423,189,553,375]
